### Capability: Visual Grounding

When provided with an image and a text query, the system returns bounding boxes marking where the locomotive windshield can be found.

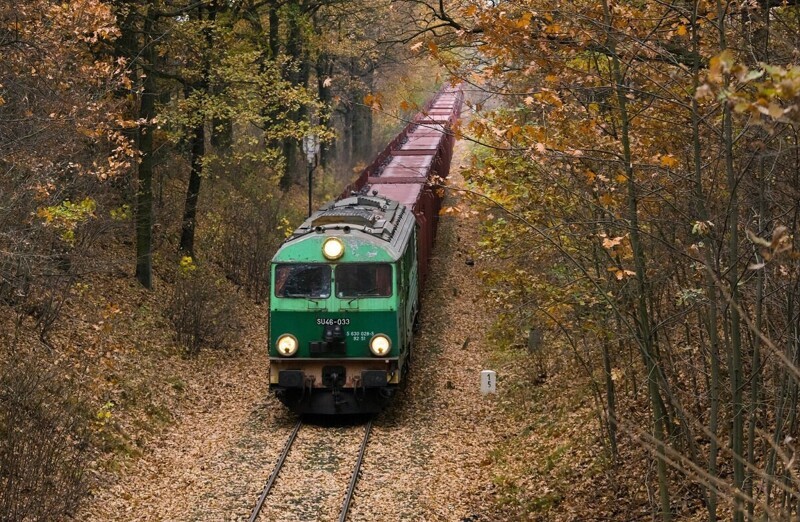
[274,264,331,298]
[335,264,392,298]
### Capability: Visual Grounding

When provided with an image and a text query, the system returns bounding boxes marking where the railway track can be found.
[248,418,373,522]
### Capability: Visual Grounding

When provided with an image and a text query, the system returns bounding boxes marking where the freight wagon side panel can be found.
[368,182,439,286]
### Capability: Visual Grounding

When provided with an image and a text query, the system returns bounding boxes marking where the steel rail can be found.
[248,420,302,522]
[338,419,373,522]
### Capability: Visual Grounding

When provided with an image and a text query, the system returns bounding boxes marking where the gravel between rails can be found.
[77,138,503,521]
[253,421,367,521]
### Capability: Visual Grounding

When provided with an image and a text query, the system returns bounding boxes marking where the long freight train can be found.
[268,86,463,414]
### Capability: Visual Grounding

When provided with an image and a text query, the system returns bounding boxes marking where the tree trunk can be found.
[602,336,618,461]
[268,1,279,60]
[690,4,719,518]
[602,1,671,518]
[135,8,156,289]
[352,66,374,163]
[279,1,307,190]
[179,113,205,257]
[178,2,215,256]
[316,50,334,169]
[745,6,769,518]
[342,104,353,167]
[715,3,745,519]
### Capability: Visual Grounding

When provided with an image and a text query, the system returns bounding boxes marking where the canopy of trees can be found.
[8,0,800,519]
[412,0,800,519]
[0,1,436,517]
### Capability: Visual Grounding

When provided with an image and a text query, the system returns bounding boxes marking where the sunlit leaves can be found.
[37,198,97,245]
[659,155,679,169]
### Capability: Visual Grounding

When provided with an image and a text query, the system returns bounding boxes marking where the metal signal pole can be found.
[303,134,320,217]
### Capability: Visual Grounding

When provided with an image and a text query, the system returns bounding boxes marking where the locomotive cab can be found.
[268,196,418,414]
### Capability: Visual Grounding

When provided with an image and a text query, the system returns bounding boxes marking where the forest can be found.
[3,0,800,520]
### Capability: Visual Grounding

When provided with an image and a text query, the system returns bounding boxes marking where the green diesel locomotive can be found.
[269,195,419,414]
[268,85,462,414]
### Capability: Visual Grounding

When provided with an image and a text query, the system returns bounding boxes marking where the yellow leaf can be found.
[544,23,560,34]
[709,49,735,78]
[37,207,53,222]
[676,25,687,37]
[660,155,678,168]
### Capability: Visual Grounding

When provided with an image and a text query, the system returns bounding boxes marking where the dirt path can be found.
[78,139,505,521]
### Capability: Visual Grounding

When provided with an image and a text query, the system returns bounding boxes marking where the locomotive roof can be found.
[271,194,416,264]
[290,195,405,242]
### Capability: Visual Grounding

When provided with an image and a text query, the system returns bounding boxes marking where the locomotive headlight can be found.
[322,237,345,260]
[369,334,392,356]
[276,334,299,356]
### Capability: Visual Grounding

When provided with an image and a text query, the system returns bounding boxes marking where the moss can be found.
[167,376,186,392]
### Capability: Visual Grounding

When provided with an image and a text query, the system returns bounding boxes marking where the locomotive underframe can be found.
[270,358,401,414]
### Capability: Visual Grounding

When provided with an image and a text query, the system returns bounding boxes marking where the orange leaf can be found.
[660,155,678,168]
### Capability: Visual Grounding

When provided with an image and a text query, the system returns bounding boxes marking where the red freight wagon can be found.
[343,85,464,287]
[362,182,437,285]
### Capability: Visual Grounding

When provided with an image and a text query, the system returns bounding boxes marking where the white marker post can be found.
[480,370,496,395]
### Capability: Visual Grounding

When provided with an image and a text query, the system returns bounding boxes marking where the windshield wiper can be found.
[346,288,378,304]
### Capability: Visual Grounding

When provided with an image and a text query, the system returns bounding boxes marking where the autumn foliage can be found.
[0,0,430,519]
[413,0,800,519]
[10,0,800,519]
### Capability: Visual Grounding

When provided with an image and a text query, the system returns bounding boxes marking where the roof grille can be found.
[311,208,378,227]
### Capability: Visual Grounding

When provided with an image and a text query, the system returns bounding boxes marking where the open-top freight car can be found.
[268,86,463,414]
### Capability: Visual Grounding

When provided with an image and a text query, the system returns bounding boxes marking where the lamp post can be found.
[302,133,320,217]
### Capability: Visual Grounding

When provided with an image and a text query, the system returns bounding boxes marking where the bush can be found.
[0,355,90,521]
[204,192,288,303]
[168,260,242,355]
